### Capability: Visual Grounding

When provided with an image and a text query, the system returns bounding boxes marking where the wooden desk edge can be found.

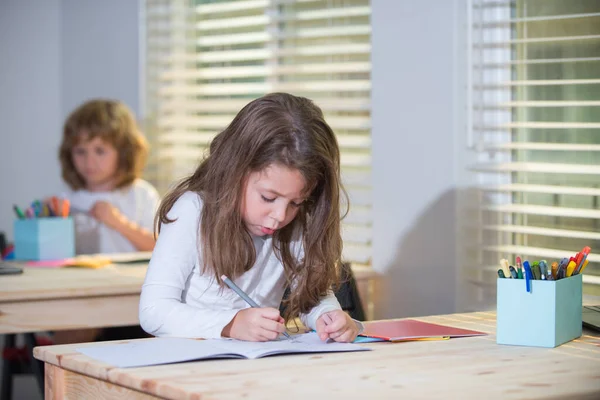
[33,312,600,400]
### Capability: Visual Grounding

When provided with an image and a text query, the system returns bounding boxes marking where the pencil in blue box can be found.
[499,259,511,278]
[47,197,71,218]
[515,256,523,279]
[13,205,25,220]
[522,261,533,293]
[573,247,591,275]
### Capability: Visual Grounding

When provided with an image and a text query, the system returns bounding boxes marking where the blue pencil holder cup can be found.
[14,217,75,261]
[496,274,582,348]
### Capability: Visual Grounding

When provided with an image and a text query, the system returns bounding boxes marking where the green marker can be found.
[13,205,25,219]
[497,269,506,279]
[531,263,541,280]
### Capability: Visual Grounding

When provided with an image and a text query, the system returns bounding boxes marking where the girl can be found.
[54,99,159,344]
[59,99,159,254]
[140,93,362,342]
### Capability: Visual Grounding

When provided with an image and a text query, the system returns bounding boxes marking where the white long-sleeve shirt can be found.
[139,191,343,339]
[64,179,160,254]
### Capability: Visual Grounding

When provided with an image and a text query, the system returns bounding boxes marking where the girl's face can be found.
[241,164,307,237]
[71,133,119,192]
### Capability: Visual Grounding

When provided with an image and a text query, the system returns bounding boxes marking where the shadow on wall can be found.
[372,187,497,320]
[373,189,458,320]
[454,186,499,313]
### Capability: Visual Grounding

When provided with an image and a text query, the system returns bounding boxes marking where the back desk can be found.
[0,263,376,334]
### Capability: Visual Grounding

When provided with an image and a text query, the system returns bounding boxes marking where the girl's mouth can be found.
[261,227,275,235]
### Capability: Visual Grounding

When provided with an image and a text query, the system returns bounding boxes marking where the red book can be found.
[360,319,487,341]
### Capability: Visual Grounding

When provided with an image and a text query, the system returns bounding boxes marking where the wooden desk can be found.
[0,264,148,334]
[0,263,149,398]
[0,264,376,334]
[0,261,374,398]
[34,312,600,399]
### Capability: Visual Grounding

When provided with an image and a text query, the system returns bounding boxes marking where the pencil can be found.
[221,275,292,340]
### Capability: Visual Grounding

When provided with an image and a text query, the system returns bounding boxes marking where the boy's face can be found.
[241,163,307,237]
[71,133,119,191]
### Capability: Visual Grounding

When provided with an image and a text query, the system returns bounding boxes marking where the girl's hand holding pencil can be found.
[221,307,287,342]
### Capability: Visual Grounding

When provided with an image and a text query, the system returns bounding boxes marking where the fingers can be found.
[320,311,359,343]
[259,307,284,321]
[255,308,285,341]
[331,327,356,343]
[327,323,359,343]
[322,313,334,324]
[258,316,285,334]
[323,313,346,334]
[315,316,329,340]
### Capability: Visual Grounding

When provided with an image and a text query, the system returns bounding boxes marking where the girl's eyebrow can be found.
[263,189,306,201]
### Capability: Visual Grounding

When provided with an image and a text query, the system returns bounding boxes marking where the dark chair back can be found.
[279,262,366,321]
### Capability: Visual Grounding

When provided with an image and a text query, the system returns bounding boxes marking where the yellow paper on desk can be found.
[390,336,450,343]
[26,255,112,269]
[66,256,112,269]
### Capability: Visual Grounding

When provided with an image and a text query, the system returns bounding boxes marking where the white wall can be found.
[1,0,473,319]
[371,0,469,319]
[0,0,141,241]
[61,0,141,118]
[0,0,62,241]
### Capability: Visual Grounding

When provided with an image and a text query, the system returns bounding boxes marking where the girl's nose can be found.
[84,156,94,168]
[271,204,287,223]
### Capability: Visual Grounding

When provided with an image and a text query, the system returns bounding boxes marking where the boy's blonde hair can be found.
[59,99,149,190]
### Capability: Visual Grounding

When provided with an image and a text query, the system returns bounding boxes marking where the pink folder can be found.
[360,319,487,341]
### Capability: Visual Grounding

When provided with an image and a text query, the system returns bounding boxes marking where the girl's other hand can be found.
[222,307,285,341]
[315,310,359,343]
[89,201,122,229]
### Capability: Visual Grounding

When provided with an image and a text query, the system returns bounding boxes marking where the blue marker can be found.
[523,261,533,293]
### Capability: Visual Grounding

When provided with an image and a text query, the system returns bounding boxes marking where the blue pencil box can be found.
[14,217,75,261]
[496,274,582,348]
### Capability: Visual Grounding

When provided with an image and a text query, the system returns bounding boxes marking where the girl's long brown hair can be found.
[157,93,348,320]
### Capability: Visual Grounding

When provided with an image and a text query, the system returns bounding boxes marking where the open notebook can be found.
[77,332,370,368]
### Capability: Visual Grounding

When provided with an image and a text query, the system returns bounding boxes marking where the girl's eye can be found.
[291,202,303,208]
[261,195,275,203]
[95,147,106,156]
[73,148,86,156]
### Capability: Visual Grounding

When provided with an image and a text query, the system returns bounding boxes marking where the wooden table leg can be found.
[45,363,64,399]
[24,333,44,394]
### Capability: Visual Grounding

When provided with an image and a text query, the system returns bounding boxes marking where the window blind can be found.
[144,0,372,267]
[466,0,600,306]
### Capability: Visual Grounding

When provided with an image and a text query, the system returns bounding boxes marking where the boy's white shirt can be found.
[63,179,160,255]
[139,191,362,339]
